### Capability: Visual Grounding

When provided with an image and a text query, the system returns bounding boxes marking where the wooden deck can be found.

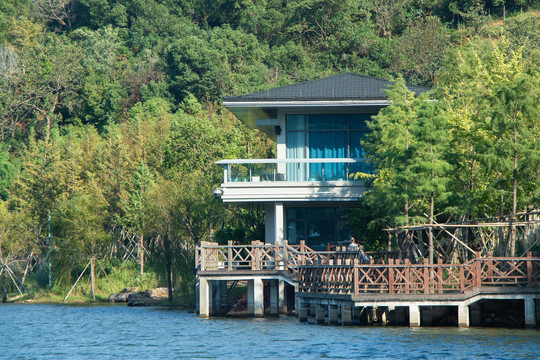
[196,242,540,327]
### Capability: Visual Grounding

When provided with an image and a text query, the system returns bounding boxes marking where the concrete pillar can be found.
[248,278,264,317]
[409,304,421,327]
[315,304,326,324]
[458,305,469,327]
[275,202,284,244]
[298,301,309,322]
[265,202,275,244]
[524,297,536,329]
[328,305,340,324]
[199,278,211,318]
[341,305,352,326]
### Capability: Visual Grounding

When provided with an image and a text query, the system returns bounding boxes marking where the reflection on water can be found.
[0,304,539,359]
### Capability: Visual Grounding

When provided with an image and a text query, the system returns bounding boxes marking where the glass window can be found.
[287,221,305,245]
[286,115,305,131]
[287,208,305,220]
[309,131,347,180]
[350,114,371,130]
[306,208,335,250]
[307,115,347,130]
[286,207,353,249]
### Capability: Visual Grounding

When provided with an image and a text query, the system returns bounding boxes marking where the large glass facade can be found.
[286,114,372,181]
[286,207,350,250]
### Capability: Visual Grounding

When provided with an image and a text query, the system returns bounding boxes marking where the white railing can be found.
[214,158,367,183]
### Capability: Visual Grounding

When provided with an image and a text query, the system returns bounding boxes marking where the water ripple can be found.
[0,304,539,359]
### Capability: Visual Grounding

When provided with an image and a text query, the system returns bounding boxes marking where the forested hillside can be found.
[1,0,539,302]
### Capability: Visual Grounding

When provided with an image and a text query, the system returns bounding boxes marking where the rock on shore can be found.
[108,287,169,306]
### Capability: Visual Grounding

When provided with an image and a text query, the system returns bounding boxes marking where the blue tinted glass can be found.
[286,115,305,131]
[350,114,371,130]
[350,131,367,158]
[308,132,347,158]
[307,115,347,130]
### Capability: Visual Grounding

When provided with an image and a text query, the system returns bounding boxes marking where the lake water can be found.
[1,304,539,359]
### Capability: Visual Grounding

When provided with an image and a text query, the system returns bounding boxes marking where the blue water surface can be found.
[0,304,539,359]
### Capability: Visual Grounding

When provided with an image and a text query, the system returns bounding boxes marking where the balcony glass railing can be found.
[214,158,368,183]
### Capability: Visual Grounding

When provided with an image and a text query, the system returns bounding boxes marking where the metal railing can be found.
[214,158,368,183]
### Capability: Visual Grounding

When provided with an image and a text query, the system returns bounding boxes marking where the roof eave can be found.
[223,100,391,108]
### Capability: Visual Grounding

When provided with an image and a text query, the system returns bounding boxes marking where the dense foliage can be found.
[1,0,539,299]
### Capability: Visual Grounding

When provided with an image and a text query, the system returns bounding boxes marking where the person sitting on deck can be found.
[347,237,359,251]
[348,237,371,262]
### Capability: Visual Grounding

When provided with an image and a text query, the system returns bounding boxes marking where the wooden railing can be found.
[298,252,540,295]
[195,240,334,276]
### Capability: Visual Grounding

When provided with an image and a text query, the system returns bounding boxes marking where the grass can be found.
[2,261,195,307]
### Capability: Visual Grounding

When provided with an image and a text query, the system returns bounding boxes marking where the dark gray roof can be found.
[224,73,431,102]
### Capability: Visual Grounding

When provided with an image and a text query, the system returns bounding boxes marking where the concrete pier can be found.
[248,279,264,317]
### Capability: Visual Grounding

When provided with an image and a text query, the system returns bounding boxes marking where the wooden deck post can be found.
[283,240,288,270]
[300,240,306,265]
[353,259,359,295]
[388,259,394,294]
[423,258,429,294]
[459,265,465,293]
[252,241,260,270]
[200,244,205,271]
[227,241,233,271]
[526,251,533,287]
[404,259,410,294]
[437,258,443,294]
[475,252,482,288]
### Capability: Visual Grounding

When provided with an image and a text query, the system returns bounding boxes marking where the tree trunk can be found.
[139,234,144,276]
[429,192,434,264]
[499,193,505,256]
[509,123,518,257]
[2,267,8,303]
[164,225,173,304]
[90,257,95,301]
[429,142,434,264]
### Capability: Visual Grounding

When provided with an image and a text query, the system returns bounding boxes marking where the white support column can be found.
[199,278,211,318]
[524,297,536,329]
[458,305,469,327]
[248,278,264,317]
[409,304,421,327]
[275,202,284,244]
[264,202,275,244]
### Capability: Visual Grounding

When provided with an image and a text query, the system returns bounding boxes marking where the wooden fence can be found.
[298,252,540,295]
[195,240,334,276]
[196,242,539,296]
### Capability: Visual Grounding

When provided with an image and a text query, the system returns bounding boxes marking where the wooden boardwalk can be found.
[195,241,540,327]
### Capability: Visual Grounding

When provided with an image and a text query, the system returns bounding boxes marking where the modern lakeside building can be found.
[216,72,429,248]
[197,73,539,328]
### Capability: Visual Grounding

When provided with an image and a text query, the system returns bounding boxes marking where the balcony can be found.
[214,158,368,202]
